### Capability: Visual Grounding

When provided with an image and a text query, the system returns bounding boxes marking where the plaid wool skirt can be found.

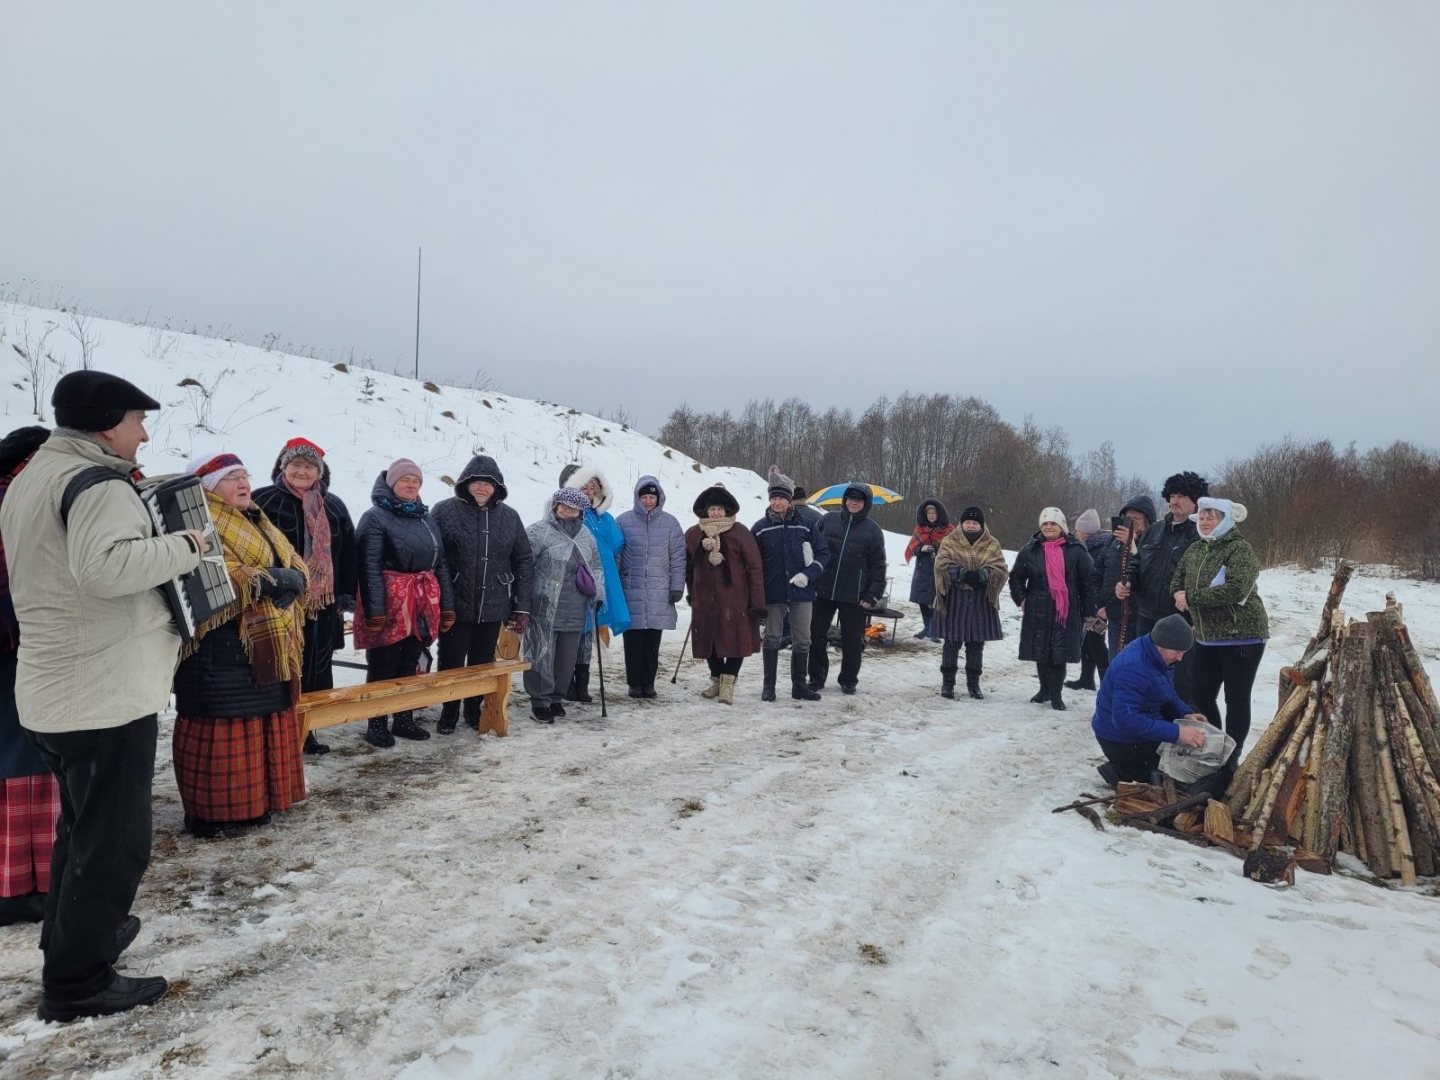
[1,773,59,897]
[173,710,307,823]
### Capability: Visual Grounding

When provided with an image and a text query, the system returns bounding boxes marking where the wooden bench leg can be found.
[481,673,511,738]
[298,712,312,751]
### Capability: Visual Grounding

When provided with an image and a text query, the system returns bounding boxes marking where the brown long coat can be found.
[685,522,765,660]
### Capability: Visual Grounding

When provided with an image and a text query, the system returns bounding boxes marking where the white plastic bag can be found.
[1159,718,1235,785]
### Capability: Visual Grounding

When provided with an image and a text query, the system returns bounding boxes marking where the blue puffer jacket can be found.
[1091,635,1196,745]
[750,506,831,604]
[616,475,686,631]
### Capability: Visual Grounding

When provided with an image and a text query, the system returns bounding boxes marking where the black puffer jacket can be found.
[431,455,534,624]
[354,473,455,618]
[251,458,359,613]
[173,621,293,718]
[1009,532,1095,664]
[1090,495,1156,628]
[1129,514,1199,624]
[814,488,888,607]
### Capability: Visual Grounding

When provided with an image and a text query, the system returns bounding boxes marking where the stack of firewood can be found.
[1222,563,1440,883]
[1058,563,1440,885]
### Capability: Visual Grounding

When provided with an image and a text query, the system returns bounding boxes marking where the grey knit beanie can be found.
[1150,614,1194,652]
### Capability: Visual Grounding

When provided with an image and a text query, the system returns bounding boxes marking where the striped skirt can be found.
[173,710,307,823]
[935,589,1004,644]
[1,773,59,897]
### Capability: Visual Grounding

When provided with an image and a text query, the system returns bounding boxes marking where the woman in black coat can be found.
[251,437,358,755]
[352,458,456,747]
[1009,507,1095,712]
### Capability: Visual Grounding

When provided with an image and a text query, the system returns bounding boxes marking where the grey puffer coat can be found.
[615,475,685,631]
[432,455,535,624]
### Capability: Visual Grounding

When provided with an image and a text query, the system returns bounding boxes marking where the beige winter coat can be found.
[0,431,200,732]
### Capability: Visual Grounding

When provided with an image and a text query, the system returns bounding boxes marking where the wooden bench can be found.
[296,658,530,744]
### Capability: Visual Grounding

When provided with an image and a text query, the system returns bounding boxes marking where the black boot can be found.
[437,702,459,735]
[391,710,431,740]
[791,649,821,700]
[0,891,46,926]
[965,643,984,699]
[37,973,169,1023]
[365,715,395,748]
[940,669,956,699]
[566,664,593,703]
[463,697,483,730]
[940,640,959,699]
[303,731,331,755]
[761,648,779,702]
[966,671,983,700]
[1049,666,1067,711]
[531,703,555,724]
[1030,663,1049,704]
[1065,653,1096,691]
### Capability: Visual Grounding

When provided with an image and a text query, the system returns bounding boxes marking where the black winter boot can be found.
[437,701,460,735]
[1030,663,1049,704]
[391,711,431,740]
[365,716,395,748]
[566,664,593,703]
[940,640,960,699]
[1049,667,1067,711]
[1066,654,1096,691]
[966,672,983,699]
[965,642,984,699]
[791,650,821,700]
[940,670,956,699]
[463,697,482,730]
[303,731,331,755]
[761,648,779,702]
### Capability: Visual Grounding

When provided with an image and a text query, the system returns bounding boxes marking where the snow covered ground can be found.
[1,305,1439,1078]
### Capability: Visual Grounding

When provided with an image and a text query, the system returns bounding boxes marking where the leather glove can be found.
[364,614,387,634]
[440,610,457,634]
[946,564,963,582]
[789,573,808,588]
[976,567,990,584]
[962,569,983,588]
[257,567,305,610]
[669,590,684,605]
[509,611,529,636]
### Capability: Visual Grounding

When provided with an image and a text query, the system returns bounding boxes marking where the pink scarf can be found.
[281,475,335,612]
[1042,537,1070,626]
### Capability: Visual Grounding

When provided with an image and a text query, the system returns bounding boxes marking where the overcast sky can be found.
[3,1,1436,482]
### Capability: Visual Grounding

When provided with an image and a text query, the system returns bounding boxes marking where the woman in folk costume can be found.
[0,427,59,923]
[353,458,456,748]
[556,464,629,704]
[932,506,1008,700]
[685,484,766,705]
[906,498,953,640]
[172,452,309,839]
[1009,507,1096,712]
[250,437,358,756]
[522,488,605,724]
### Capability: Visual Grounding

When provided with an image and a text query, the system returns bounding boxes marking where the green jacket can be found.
[1169,528,1269,643]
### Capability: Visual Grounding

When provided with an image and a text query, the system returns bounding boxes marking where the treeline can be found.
[657,393,1151,548]
[1215,438,1440,579]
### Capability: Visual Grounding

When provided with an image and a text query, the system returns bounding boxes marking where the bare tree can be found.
[11,318,62,421]
[63,308,104,370]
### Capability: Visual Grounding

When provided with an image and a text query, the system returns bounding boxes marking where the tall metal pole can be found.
[414,247,422,379]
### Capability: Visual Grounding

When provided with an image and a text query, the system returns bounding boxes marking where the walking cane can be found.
[592,598,608,718]
[671,624,693,684]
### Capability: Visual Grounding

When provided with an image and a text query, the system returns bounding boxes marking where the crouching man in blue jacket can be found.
[1091,614,1209,787]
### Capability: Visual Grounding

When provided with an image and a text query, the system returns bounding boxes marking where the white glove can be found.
[802,542,814,565]
[790,573,808,588]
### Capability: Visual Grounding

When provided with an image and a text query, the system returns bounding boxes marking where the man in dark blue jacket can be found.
[1091,614,1208,786]
[809,484,888,695]
[751,467,829,702]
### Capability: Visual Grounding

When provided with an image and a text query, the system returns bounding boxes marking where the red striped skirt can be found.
[172,710,307,823]
[1,773,60,896]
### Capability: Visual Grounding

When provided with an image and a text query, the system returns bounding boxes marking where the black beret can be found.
[52,370,161,432]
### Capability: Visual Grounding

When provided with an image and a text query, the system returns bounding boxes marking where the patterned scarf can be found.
[1042,537,1070,626]
[191,491,309,691]
[377,492,428,519]
[281,475,335,612]
[905,522,954,563]
[699,516,736,566]
[933,526,1007,613]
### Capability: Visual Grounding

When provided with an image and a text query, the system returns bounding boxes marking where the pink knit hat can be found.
[386,457,422,488]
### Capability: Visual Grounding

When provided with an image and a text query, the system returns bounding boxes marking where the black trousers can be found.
[623,629,664,690]
[706,655,744,678]
[30,716,157,1002]
[1137,613,1196,703]
[1096,735,1161,783]
[809,599,868,689]
[1079,630,1109,685]
[300,605,344,694]
[367,638,426,684]
[1189,641,1266,761]
[437,621,502,722]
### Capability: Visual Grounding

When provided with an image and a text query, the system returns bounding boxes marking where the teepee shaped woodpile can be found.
[1223,563,1440,884]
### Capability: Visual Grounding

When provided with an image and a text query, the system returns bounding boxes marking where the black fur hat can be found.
[692,484,740,517]
[1161,471,1209,502]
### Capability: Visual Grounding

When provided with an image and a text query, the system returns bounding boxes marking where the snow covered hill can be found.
[2,303,1439,1079]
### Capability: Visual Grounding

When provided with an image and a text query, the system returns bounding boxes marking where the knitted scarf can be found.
[933,526,1007,613]
[191,491,309,691]
[699,516,736,566]
[377,492,428,519]
[281,475,335,613]
[905,522,954,563]
[1042,536,1070,626]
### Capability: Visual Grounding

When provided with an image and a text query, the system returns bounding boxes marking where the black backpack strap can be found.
[60,466,136,528]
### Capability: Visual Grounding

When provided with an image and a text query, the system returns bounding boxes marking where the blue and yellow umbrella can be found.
[806,483,904,508]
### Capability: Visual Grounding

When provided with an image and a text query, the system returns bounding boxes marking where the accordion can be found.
[137,475,236,644]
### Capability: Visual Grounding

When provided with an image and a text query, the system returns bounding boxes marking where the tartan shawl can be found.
[933,526,1008,614]
[190,491,309,690]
